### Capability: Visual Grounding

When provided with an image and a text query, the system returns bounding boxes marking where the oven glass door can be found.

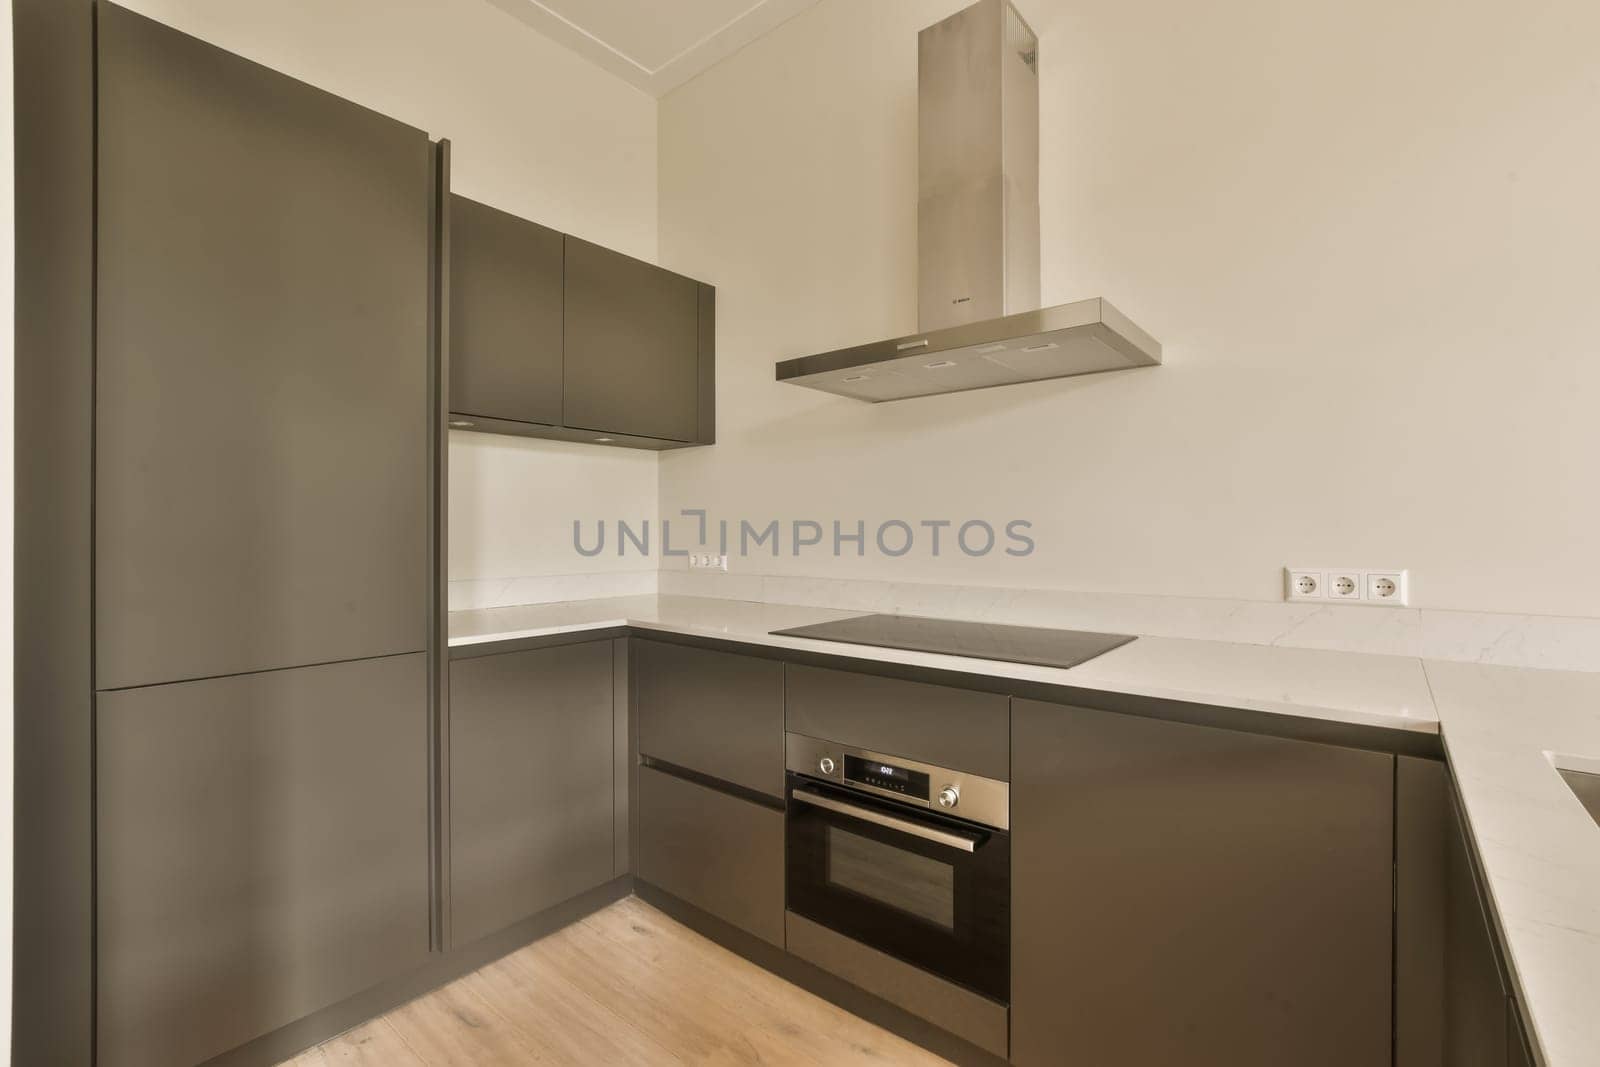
[785,774,1009,1002]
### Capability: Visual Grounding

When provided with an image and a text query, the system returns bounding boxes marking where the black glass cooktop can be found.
[771,613,1135,670]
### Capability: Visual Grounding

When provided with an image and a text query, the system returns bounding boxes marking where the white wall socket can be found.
[1328,570,1362,601]
[1285,567,1409,606]
[1286,569,1324,601]
[689,553,728,572]
[1365,570,1408,604]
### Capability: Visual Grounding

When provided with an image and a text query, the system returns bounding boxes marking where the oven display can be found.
[843,754,930,801]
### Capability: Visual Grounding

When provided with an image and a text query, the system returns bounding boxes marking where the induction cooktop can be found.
[770,613,1135,671]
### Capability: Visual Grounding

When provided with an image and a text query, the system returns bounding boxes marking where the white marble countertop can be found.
[449,594,1441,735]
[450,595,1600,1065]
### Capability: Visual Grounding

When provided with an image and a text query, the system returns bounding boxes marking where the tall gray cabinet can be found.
[90,6,437,1066]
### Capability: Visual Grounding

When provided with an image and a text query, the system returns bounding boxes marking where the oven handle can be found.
[790,788,981,853]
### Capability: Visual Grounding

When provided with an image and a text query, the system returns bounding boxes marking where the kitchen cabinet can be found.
[94,1,431,691]
[564,236,712,444]
[448,215,716,450]
[96,655,431,1067]
[634,638,784,797]
[1009,699,1394,1067]
[89,12,439,1067]
[1400,756,1543,1067]
[448,194,564,428]
[785,664,1009,780]
[635,764,785,946]
[1508,1001,1535,1067]
[1445,782,1511,1066]
[1396,756,1449,1067]
[450,641,616,947]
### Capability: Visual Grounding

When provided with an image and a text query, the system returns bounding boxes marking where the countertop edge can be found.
[447,607,1440,739]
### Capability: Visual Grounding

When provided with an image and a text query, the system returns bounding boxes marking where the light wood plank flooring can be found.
[282,895,952,1066]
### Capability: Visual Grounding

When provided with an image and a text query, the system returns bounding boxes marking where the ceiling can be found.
[485,0,821,96]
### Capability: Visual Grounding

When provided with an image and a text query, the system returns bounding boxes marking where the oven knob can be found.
[937,785,960,809]
[818,757,836,775]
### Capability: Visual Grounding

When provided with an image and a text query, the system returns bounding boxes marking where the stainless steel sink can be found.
[1558,766,1600,829]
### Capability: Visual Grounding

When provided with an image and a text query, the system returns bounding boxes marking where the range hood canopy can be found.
[774,298,1158,402]
[775,0,1162,403]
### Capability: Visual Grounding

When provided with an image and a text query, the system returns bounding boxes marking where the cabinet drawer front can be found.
[635,639,784,797]
[636,766,784,946]
[450,641,615,947]
[97,655,430,1067]
[785,664,1009,780]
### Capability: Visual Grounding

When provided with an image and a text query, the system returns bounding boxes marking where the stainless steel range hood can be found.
[775,0,1161,403]
[774,297,1159,401]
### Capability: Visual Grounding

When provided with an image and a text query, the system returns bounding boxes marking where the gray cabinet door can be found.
[1507,1000,1535,1067]
[634,638,785,797]
[450,641,615,947]
[786,664,1009,780]
[1445,784,1510,1067]
[563,236,699,442]
[449,194,564,427]
[1396,756,1449,1067]
[95,4,430,690]
[636,765,785,946]
[1010,700,1394,1067]
[97,654,431,1067]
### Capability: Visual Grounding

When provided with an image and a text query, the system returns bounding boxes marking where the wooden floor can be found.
[282,895,952,1065]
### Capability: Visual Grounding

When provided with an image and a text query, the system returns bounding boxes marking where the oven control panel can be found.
[843,753,930,801]
[785,732,1010,831]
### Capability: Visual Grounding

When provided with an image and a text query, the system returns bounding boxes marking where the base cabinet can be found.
[96,655,431,1067]
[450,641,616,947]
[1445,782,1513,1066]
[636,765,785,946]
[1009,700,1395,1067]
[634,638,784,798]
[1507,999,1536,1067]
[1396,756,1449,1067]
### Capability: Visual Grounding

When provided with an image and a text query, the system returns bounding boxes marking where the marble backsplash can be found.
[448,568,1600,672]
[656,570,1600,673]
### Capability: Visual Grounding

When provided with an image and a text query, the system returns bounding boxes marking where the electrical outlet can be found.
[1286,569,1324,600]
[1287,565,1410,605]
[1328,571,1362,601]
[689,553,728,572]
[1364,570,1408,605]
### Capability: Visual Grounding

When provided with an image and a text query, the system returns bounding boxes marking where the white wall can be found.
[116,0,661,593]
[658,0,1600,618]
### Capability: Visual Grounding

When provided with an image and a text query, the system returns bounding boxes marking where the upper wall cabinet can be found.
[449,195,563,428]
[448,203,715,450]
[563,237,709,445]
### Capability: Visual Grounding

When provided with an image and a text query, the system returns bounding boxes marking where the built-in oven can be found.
[784,733,1009,1004]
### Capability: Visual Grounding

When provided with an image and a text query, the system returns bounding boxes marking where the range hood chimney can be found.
[919,0,1040,332]
[775,0,1161,403]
